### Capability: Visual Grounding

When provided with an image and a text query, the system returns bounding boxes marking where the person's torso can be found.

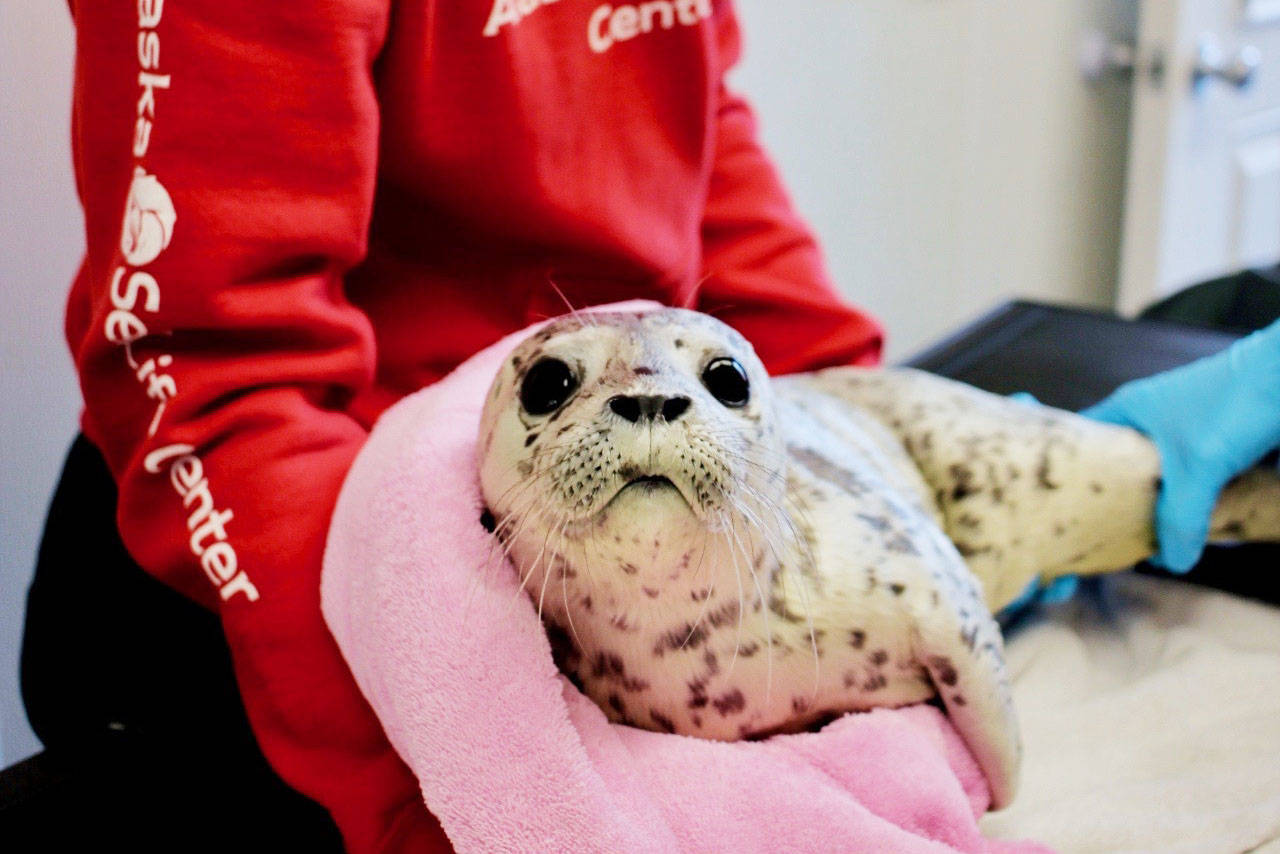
[346,0,727,421]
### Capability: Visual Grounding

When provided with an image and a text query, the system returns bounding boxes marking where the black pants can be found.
[5,436,343,850]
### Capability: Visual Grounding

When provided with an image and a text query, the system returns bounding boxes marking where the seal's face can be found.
[478,308,787,597]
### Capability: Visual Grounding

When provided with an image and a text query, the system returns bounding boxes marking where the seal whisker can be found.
[534,517,570,625]
[677,574,720,652]
[730,512,775,703]
[718,511,749,681]
[733,488,822,698]
[555,523,587,650]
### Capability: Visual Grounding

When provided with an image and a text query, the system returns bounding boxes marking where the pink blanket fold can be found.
[321,302,1050,854]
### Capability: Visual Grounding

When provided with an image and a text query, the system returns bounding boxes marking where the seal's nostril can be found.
[609,396,642,423]
[662,397,691,422]
[610,395,689,423]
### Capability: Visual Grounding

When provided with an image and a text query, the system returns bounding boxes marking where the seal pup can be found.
[476,308,1280,810]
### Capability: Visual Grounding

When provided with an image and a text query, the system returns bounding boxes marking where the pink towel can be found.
[321,303,1052,854]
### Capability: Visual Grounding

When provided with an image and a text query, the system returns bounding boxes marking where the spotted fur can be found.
[476,308,1280,811]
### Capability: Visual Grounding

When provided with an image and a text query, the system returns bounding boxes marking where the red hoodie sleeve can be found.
[695,5,883,374]
[65,2,448,851]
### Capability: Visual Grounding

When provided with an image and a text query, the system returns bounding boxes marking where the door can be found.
[1119,0,1280,314]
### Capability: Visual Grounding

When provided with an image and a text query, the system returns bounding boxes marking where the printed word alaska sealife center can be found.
[144,443,259,602]
[105,0,258,603]
[483,0,712,52]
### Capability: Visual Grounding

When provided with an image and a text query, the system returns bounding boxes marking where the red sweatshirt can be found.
[66,0,882,850]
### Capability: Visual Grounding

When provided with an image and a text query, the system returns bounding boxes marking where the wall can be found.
[0,4,83,764]
[732,0,1136,360]
[0,1,1135,766]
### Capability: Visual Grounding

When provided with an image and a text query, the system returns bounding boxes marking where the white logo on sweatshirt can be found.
[481,0,711,53]
[484,0,562,37]
[102,0,259,604]
[120,167,176,266]
[588,0,711,53]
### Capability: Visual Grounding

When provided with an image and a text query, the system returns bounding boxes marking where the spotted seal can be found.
[476,308,1280,809]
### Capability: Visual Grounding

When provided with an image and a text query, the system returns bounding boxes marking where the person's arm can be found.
[1083,319,1280,571]
[694,4,883,375]
[67,3,446,850]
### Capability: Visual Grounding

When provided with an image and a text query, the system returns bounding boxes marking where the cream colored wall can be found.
[0,5,82,765]
[732,0,1136,360]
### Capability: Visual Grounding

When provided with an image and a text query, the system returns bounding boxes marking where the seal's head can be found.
[478,308,787,601]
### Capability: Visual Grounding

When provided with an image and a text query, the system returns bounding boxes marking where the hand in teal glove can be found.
[1082,319,1280,572]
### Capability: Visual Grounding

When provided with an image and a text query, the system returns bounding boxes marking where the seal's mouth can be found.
[624,475,677,490]
[600,472,695,516]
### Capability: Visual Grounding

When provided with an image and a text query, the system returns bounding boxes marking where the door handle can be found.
[1193,36,1262,90]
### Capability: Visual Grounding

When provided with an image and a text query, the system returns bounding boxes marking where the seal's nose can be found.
[609,394,691,423]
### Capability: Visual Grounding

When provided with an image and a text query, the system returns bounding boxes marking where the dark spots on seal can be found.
[655,622,709,655]
[703,651,719,675]
[544,621,582,676]
[1037,450,1059,490]
[857,513,891,532]
[929,655,959,687]
[674,338,685,349]
[691,714,702,728]
[712,689,746,716]
[1218,520,1246,538]
[524,433,539,447]
[788,445,870,497]
[886,534,920,556]
[621,562,640,576]
[608,693,626,717]
[870,649,889,666]
[691,588,711,602]
[593,652,625,679]
[768,596,807,624]
[581,596,593,612]
[642,586,660,599]
[687,677,709,708]
[1089,481,1104,494]
[738,641,760,658]
[949,463,978,501]
[609,612,638,632]
[889,583,906,596]
[863,673,887,691]
[955,541,992,558]
[791,696,810,714]
[848,629,866,649]
[593,651,650,692]
[650,709,676,733]
[1053,523,1066,537]
[706,600,742,629]
[633,366,656,375]
[479,509,496,533]
[951,694,967,706]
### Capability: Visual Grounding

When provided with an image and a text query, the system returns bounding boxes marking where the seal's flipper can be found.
[907,555,1021,809]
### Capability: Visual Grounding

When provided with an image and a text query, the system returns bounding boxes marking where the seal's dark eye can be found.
[701,357,750,408]
[520,358,578,415]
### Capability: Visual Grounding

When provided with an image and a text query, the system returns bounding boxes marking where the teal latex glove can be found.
[1082,319,1280,572]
